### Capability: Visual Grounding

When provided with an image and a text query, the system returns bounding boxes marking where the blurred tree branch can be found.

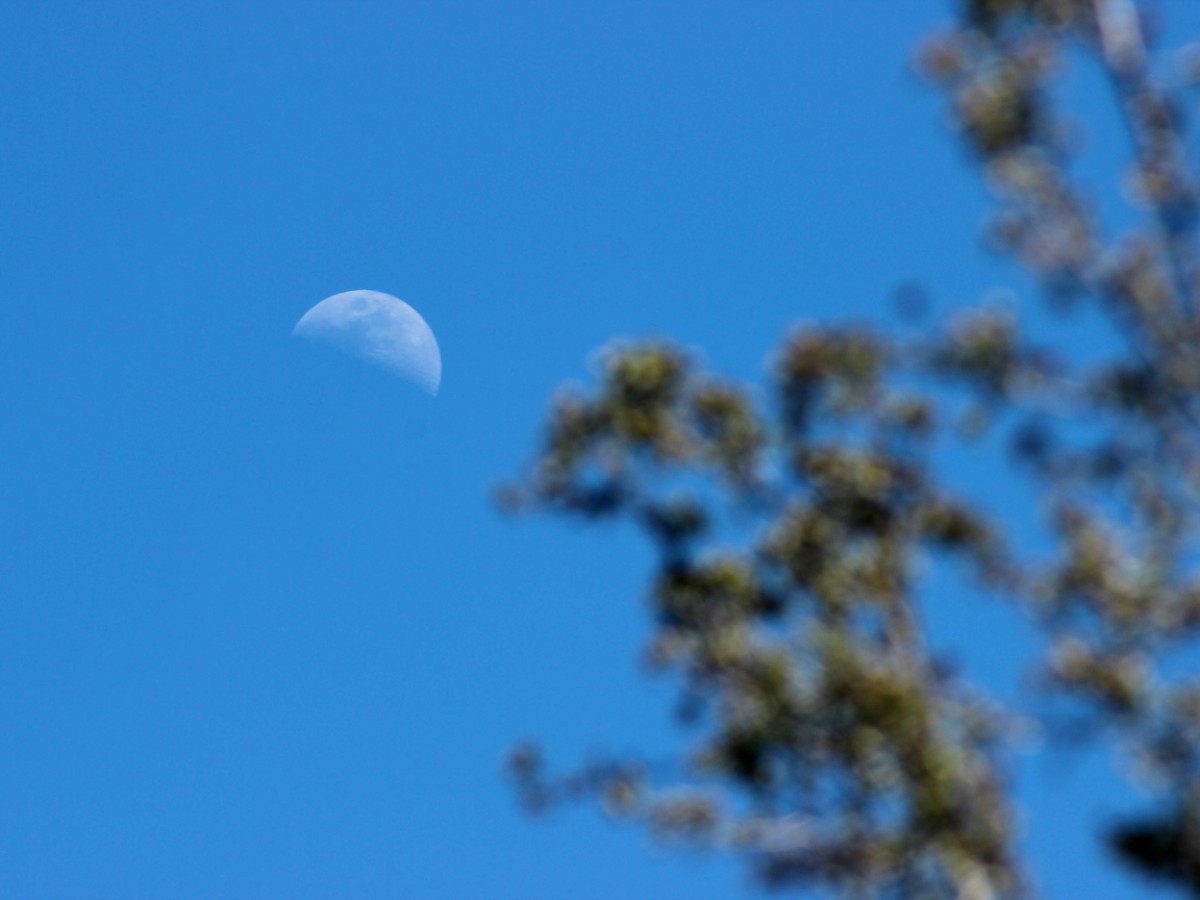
[501,2,1200,896]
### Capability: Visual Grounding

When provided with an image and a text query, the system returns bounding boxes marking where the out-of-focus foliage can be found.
[502,2,1200,896]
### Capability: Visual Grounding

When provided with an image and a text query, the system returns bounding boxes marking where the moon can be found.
[293,291,442,395]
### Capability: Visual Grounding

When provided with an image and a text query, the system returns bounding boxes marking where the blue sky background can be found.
[2,2,1199,898]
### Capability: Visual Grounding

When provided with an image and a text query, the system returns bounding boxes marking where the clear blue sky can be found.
[2,2,1197,898]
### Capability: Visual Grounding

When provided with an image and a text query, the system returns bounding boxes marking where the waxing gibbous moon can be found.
[293,290,442,395]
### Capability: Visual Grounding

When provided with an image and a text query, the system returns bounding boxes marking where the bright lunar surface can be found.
[293,290,442,395]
